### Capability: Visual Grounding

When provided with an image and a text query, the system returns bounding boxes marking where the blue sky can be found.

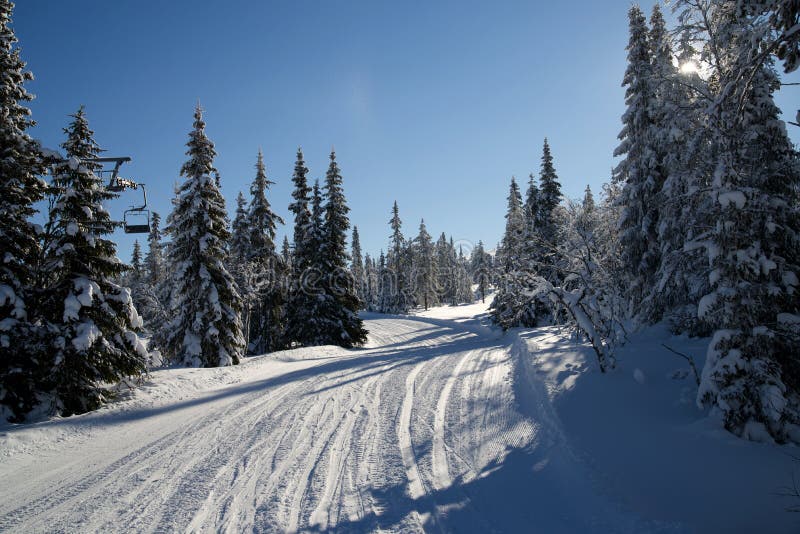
[13,0,799,260]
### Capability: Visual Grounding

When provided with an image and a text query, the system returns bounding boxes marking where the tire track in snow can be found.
[431,349,473,490]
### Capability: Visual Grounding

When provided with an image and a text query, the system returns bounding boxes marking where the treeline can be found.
[355,201,486,314]
[490,2,800,444]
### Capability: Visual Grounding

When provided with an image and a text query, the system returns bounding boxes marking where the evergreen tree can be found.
[577,185,596,236]
[521,173,543,289]
[651,5,711,331]
[281,235,292,269]
[351,225,366,307]
[364,252,377,311]
[0,0,49,419]
[377,250,392,313]
[285,148,318,346]
[582,185,595,213]
[317,151,367,346]
[126,240,150,330]
[491,177,536,329]
[247,150,283,259]
[523,173,539,243]
[246,149,285,353]
[229,191,250,267]
[471,241,490,303]
[454,246,474,304]
[145,212,164,286]
[675,0,800,442]
[435,233,454,305]
[131,241,143,279]
[229,191,253,349]
[386,201,411,313]
[535,139,564,283]
[0,0,50,421]
[413,219,438,310]
[614,5,664,316]
[163,105,244,367]
[137,211,168,335]
[37,109,148,415]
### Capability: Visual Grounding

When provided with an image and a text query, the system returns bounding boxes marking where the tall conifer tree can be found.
[163,105,244,367]
[0,0,47,420]
[39,109,148,415]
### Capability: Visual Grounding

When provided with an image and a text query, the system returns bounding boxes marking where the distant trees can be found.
[369,201,475,314]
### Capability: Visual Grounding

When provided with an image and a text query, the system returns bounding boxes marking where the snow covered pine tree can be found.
[163,105,244,367]
[0,0,47,421]
[39,108,148,415]
[317,151,367,346]
[245,149,285,353]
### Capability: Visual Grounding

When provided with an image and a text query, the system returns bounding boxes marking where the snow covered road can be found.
[0,305,647,533]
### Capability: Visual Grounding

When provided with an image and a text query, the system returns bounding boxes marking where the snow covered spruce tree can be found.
[385,201,411,313]
[131,241,143,280]
[351,225,366,307]
[649,6,712,333]
[145,212,165,286]
[377,250,392,312]
[0,0,48,421]
[137,211,169,334]
[229,191,250,269]
[412,219,438,310]
[126,240,147,315]
[471,240,491,303]
[454,246,474,304]
[363,252,378,310]
[435,233,455,305]
[229,191,253,342]
[37,108,148,415]
[614,5,665,319]
[491,177,537,329]
[674,0,800,442]
[285,148,319,346]
[245,149,285,353]
[316,151,367,346]
[163,105,244,367]
[534,139,564,283]
[281,235,292,269]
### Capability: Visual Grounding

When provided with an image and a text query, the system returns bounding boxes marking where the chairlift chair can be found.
[122,183,150,234]
[84,157,151,234]
[123,208,151,234]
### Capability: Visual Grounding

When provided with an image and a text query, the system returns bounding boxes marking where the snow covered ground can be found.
[0,300,798,532]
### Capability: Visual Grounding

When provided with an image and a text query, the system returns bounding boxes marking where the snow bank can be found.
[508,323,800,533]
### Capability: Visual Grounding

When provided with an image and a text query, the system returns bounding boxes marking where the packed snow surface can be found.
[0,300,797,532]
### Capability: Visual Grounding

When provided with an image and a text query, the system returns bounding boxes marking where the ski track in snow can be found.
[0,311,638,533]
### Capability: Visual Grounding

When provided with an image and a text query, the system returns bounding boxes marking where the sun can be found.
[679,61,699,75]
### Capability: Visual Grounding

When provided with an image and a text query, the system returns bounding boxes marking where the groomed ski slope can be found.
[0,301,796,533]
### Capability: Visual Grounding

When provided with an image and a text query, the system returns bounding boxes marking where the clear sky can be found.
[12,0,799,261]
